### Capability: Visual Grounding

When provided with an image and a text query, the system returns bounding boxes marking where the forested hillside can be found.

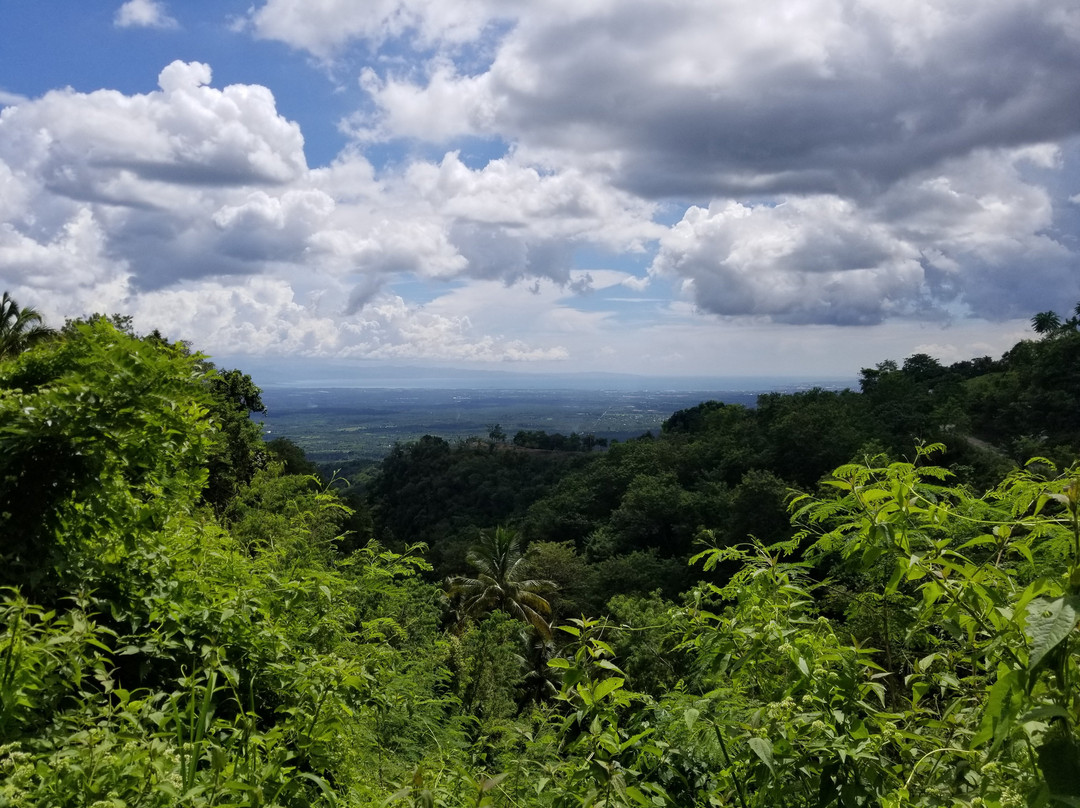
[3,299,1080,806]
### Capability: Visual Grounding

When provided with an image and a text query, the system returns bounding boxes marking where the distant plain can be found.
[256,378,856,466]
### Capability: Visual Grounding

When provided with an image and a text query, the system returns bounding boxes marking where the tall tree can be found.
[0,292,54,359]
[447,526,555,639]
[1031,309,1062,335]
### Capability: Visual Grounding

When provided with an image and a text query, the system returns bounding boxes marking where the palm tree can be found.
[0,292,55,360]
[1031,310,1062,336]
[447,526,556,639]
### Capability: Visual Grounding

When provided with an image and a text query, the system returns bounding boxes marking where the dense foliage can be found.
[0,319,449,807]
[4,296,1080,806]
[367,434,589,578]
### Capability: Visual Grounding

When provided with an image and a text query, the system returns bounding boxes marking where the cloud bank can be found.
[0,60,651,361]
[249,0,1080,330]
[2,0,1079,371]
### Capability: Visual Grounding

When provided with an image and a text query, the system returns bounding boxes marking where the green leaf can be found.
[383,786,412,804]
[1026,596,1080,669]
[958,534,997,550]
[595,658,626,675]
[684,707,700,731]
[749,736,775,774]
[480,773,509,792]
[867,682,886,708]
[921,580,944,608]
[911,680,930,709]
[916,653,938,672]
[972,667,1022,750]
[905,559,927,582]
[619,729,654,752]
[296,772,339,808]
[1020,704,1072,724]
[861,543,884,568]
[593,676,624,701]
[1014,541,1034,564]
[576,683,593,706]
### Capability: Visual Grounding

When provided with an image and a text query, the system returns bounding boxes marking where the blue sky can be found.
[1,0,1078,377]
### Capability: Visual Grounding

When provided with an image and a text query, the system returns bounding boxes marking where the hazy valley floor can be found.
[255,384,837,464]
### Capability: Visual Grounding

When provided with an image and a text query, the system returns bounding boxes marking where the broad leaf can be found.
[972,667,1023,750]
[593,676,624,701]
[749,736,775,773]
[1026,596,1080,669]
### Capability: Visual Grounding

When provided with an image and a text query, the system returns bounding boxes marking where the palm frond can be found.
[445,525,555,637]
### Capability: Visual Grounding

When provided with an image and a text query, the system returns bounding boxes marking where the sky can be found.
[1,0,1079,378]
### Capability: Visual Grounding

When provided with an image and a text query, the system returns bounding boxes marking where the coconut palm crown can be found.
[1031,310,1062,335]
[447,526,555,639]
[0,292,55,360]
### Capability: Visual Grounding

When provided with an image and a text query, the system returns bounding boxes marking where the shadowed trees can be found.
[200,366,270,510]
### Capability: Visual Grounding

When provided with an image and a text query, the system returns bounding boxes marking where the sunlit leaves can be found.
[1025,596,1080,669]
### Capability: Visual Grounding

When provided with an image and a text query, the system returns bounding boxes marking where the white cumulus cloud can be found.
[12,0,1080,373]
[114,0,178,30]
[244,0,1080,336]
[247,0,519,59]
[0,61,661,361]
[651,146,1075,325]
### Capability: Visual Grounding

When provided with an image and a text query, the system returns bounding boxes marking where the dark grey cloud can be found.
[449,220,575,284]
[486,1,1080,199]
[345,274,384,314]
